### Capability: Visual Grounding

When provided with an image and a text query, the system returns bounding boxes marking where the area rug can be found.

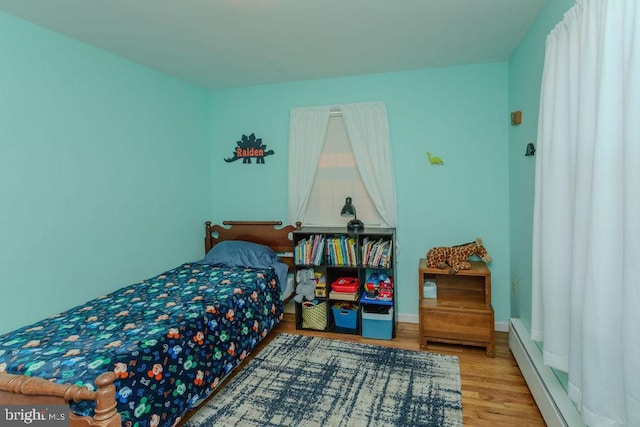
[185,333,462,427]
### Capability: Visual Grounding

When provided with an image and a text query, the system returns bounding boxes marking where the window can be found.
[303,116,383,227]
[287,102,397,229]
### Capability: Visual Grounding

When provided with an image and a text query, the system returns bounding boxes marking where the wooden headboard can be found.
[204,220,301,270]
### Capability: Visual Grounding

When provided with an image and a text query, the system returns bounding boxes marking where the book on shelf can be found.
[346,237,356,265]
[327,236,357,266]
[313,237,325,265]
[327,238,335,265]
[335,237,344,265]
[362,238,392,268]
[294,234,326,266]
[329,290,361,301]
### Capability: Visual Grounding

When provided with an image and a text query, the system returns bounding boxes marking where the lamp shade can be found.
[340,197,356,217]
[340,196,364,231]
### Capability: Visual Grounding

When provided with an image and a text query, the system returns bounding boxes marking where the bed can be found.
[0,220,299,427]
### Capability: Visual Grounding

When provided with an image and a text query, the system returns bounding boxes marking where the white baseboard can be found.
[398,313,419,324]
[287,304,509,332]
[495,321,509,332]
[509,318,584,427]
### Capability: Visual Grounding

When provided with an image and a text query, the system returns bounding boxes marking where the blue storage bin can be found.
[332,304,358,330]
[362,307,393,339]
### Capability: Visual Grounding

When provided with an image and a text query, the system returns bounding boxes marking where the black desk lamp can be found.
[340,196,364,231]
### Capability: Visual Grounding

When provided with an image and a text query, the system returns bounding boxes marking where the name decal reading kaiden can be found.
[224,133,274,164]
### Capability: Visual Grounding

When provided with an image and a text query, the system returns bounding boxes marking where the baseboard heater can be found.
[508,318,584,427]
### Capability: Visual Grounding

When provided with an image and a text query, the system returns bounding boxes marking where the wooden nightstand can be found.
[418,258,495,357]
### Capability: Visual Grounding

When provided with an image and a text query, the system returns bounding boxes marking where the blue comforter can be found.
[0,263,283,427]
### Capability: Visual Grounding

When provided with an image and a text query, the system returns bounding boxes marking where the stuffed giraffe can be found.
[426,238,492,273]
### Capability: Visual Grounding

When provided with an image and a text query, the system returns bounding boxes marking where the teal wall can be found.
[508,0,575,330]
[209,64,511,323]
[0,13,211,334]
[1,2,573,335]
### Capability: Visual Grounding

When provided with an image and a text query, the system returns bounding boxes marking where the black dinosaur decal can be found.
[224,133,274,164]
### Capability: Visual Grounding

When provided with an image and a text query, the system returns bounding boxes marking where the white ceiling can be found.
[0,0,546,90]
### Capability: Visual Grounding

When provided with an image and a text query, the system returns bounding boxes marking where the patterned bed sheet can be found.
[0,263,284,427]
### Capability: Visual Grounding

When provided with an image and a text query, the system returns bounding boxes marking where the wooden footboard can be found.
[0,220,300,426]
[0,371,120,427]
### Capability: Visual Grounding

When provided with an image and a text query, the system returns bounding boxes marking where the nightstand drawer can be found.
[421,306,493,343]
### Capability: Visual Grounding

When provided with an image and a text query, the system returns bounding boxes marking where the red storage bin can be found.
[331,277,358,293]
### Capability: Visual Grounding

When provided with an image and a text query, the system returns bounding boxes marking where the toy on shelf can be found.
[294,268,316,303]
[377,282,393,302]
[329,277,359,301]
[314,272,327,298]
[363,271,393,302]
[331,277,358,293]
[426,237,492,273]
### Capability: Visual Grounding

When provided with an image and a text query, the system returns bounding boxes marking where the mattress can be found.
[0,262,284,427]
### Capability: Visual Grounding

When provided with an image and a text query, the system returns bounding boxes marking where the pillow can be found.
[199,240,279,268]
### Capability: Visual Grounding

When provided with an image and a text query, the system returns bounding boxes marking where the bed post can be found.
[0,371,121,427]
[205,221,213,253]
[88,372,120,427]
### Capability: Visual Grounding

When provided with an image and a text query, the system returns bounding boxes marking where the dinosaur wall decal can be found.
[426,152,443,165]
[224,133,274,164]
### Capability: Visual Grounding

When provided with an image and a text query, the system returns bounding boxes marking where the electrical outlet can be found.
[511,277,518,294]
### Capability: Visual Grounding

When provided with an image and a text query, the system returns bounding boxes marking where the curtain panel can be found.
[287,106,331,225]
[342,102,398,228]
[532,0,640,425]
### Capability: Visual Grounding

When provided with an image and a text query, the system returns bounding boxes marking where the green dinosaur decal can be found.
[225,133,274,164]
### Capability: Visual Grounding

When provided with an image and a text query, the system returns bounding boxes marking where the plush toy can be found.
[294,268,316,303]
[426,238,492,273]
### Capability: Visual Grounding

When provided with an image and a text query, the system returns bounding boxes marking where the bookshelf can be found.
[292,227,396,337]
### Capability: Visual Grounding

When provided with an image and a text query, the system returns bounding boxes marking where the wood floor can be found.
[271,313,545,427]
[182,313,545,426]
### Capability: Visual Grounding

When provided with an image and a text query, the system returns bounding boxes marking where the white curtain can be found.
[531,0,640,425]
[287,102,397,228]
[287,105,331,224]
[342,102,398,228]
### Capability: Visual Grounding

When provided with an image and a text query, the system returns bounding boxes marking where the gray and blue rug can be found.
[185,333,462,426]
